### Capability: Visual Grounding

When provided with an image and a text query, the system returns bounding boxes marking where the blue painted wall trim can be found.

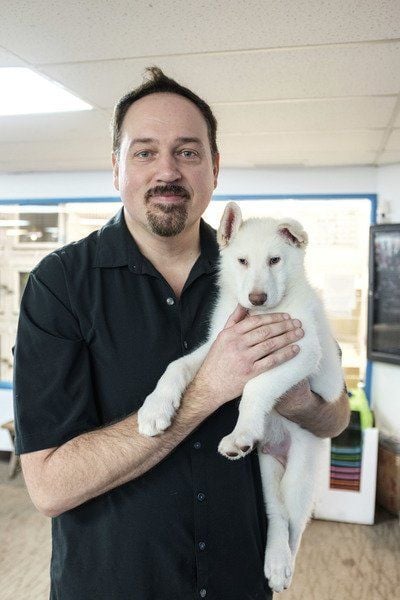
[0,193,378,205]
[0,381,13,389]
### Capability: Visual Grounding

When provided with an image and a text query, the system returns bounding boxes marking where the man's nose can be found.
[155,154,182,182]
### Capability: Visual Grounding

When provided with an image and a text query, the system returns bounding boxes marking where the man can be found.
[13,67,349,600]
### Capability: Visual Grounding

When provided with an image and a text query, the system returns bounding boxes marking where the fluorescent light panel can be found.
[0,68,92,116]
[0,205,62,214]
[0,219,30,227]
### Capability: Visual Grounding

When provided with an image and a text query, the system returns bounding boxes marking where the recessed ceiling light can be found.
[0,68,93,116]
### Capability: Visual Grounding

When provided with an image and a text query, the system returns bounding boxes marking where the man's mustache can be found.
[145,185,190,201]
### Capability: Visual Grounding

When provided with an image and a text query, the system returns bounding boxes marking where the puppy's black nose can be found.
[248,293,267,306]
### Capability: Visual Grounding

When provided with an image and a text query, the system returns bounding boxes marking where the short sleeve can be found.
[13,253,100,455]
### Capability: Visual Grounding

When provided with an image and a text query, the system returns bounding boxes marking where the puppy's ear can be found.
[217,202,243,248]
[277,219,308,248]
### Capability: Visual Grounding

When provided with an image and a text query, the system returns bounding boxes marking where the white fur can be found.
[138,202,344,593]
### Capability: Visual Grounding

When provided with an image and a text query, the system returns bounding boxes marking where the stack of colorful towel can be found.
[330,410,362,492]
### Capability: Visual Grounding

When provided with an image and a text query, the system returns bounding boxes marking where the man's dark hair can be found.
[112,66,218,159]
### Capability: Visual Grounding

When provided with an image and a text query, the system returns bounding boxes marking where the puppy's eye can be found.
[238,258,248,266]
[269,257,281,265]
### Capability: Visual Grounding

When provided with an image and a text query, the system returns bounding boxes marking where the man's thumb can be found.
[223,304,248,329]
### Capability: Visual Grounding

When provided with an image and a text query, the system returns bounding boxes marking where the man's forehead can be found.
[128,137,205,150]
[122,93,208,136]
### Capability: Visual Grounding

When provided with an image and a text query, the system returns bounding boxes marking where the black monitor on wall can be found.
[367,223,400,365]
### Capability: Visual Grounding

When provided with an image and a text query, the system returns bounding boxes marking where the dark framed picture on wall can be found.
[367,223,400,365]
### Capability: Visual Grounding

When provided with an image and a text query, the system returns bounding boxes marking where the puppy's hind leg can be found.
[258,448,293,594]
[281,431,322,562]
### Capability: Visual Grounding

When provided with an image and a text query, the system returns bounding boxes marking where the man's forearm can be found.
[279,386,350,438]
[37,377,216,517]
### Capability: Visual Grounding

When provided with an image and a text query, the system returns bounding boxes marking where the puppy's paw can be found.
[264,543,293,593]
[217,429,256,460]
[137,392,177,436]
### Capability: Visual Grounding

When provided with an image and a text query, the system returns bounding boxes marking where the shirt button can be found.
[197,492,206,502]
[199,589,207,598]
[166,297,175,306]
[198,541,206,550]
[193,441,201,450]
[183,340,188,349]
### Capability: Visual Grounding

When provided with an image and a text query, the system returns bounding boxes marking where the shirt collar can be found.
[94,206,220,274]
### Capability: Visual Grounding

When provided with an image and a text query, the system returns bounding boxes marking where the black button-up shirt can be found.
[13,207,270,600]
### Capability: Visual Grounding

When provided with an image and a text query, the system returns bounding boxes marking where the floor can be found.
[0,456,399,600]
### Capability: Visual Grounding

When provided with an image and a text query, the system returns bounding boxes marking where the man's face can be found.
[112,92,219,238]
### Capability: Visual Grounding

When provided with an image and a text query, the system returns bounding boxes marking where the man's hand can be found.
[276,378,350,438]
[195,304,304,407]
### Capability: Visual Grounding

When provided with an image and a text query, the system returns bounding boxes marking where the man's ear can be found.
[112,152,120,191]
[277,219,308,248]
[213,153,220,189]
[217,202,243,248]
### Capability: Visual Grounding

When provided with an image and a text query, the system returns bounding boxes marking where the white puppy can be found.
[138,202,344,593]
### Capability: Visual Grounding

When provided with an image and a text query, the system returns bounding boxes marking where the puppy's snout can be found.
[248,292,267,306]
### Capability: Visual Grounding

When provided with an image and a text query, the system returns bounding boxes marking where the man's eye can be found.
[238,258,248,266]
[179,150,197,158]
[135,151,152,159]
[269,257,281,265]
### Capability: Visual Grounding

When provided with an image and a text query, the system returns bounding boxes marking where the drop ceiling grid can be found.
[213,97,397,133]
[1,139,112,161]
[219,150,379,168]
[0,47,27,67]
[0,111,112,143]
[1,2,400,170]
[1,0,400,64]
[378,151,400,164]
[219,130,383,153]
[38,42,400,108]
[386,128,400,149]
[0,157,112,171]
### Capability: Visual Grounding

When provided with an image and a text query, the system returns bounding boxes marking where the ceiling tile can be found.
[220,150,377,167]
[377,151,400,163]
[304,152,378,167]
[214,97,397,133]
[0,47,27,67]
[219,130,384,155]
[40,42,400,109]
[385,128,400,150]
[1,1,400,64]
[0,139,111,168]
[0,157,111,172]
[2,2,399,172]
[0,110,112,142]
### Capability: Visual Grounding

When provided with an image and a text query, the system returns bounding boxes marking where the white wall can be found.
[2,163,400,437]
[0,171,118,200]
[376,164,400,221]
[0,165,378,200]
[217,166,377,195]
[0,388,13,451]
[373,164,400,437]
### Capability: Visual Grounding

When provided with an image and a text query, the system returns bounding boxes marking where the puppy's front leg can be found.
[218,374,271,458]
[218,345,320,458]
[138,342,211,436]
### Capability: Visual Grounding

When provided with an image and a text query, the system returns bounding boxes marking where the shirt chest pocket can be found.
[88,322,183,423]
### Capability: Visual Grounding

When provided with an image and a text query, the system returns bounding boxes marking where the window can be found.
[17,212,59,243]
[19,272,30,303]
